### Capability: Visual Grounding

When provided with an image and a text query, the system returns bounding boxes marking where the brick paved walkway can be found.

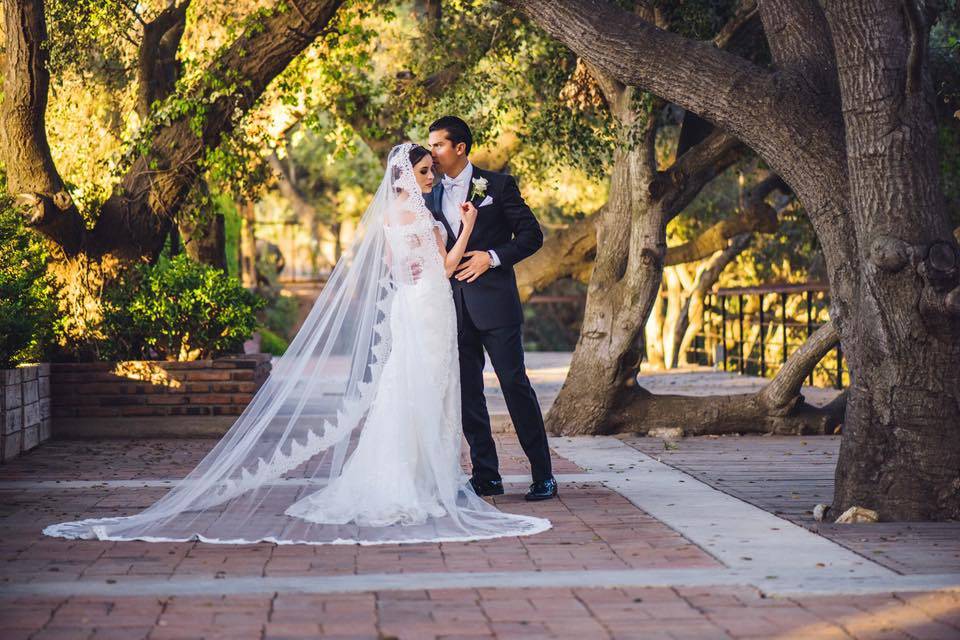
[1,357,958,639]
[0,437,715,583]
[5,586,960,640]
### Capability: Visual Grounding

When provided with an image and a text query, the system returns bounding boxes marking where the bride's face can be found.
[412,155,435,193]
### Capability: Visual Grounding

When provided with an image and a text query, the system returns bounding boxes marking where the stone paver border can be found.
[5,566,960,600]
[549,437,891,576]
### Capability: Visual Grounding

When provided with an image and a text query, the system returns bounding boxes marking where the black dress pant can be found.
[457,292,553,483]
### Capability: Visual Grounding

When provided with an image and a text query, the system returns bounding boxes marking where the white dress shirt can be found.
[441,161,500,268]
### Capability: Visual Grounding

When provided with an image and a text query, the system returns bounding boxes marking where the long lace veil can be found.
[43,143,551,545]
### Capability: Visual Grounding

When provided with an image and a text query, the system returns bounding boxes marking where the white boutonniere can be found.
[471,177,488,200]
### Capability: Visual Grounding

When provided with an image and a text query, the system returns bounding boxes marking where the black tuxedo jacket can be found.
[428,166,543,330]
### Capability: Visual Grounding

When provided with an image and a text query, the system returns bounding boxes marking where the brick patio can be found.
[0,359,957,639]
[5,586,960,640]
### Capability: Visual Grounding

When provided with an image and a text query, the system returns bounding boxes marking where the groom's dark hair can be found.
[429,116,472,155]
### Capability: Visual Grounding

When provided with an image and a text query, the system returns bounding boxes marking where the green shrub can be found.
[260,291,299,339]
[0,187,57,368]
[102,254,265,361]
[257,327,289,356]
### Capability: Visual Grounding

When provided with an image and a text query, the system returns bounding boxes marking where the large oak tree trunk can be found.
[177,181,228,270]
[514,215,597,301]
[513,188,777,303]
[179,212,228,270]
[546,102,663,435]
[545,73,744,435]
[824,1,960,520]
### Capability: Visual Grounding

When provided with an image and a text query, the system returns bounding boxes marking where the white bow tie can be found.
[442,175,467,189]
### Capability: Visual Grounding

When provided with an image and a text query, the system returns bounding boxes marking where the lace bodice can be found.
[384,202,445,284]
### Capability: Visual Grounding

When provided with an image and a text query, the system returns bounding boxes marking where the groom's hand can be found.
[455,251,491,282]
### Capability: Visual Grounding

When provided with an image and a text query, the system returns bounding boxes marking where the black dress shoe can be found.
[469,477,505,497]
[525,477,558,501]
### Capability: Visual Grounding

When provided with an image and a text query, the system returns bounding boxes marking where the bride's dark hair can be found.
[392,145,432,193]
[408,144,431,167]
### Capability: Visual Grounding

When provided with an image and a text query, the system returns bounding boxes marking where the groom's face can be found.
[428,130,465,175]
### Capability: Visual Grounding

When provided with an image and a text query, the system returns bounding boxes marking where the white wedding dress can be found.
[43,143,551,545]
[285,213,470,528]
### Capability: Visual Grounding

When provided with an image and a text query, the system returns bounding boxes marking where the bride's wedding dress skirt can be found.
[284,273,551,543]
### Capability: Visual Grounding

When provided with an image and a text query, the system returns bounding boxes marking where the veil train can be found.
[43,143,552,545]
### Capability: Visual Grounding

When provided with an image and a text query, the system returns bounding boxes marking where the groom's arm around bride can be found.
[452,170,543,281]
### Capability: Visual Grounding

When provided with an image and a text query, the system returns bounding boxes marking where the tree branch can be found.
[605,319,844,436]
[513,128,750,300]
[581,60,625,114]
[758,319,840,413]
[714,0,759,50]
[514,213,598,301]
[137,0,191,118]
[664,201,777,266]
[118,0,147,27]
[0,0,84,255]
[505,0,779,151]
[664,209,766,267]
[506,0,853,272]
[655,129,745,219]
[757,0,838,96]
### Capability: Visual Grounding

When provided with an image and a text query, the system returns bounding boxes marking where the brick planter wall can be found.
[51,354,272,438]
[1,364,53,462]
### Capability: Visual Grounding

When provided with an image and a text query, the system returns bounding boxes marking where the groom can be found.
[427,116,557,501]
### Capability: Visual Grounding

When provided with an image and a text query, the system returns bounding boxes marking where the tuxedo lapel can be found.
[465,174,475,203]
[431,184,444,217]
[431,184,457,249]
[437,165,485,246]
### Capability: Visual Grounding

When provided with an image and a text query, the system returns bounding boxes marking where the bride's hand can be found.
[460,202,478,229]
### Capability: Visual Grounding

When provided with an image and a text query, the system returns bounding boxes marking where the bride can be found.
[43,143,552,545]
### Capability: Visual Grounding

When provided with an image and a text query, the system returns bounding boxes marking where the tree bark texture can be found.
[824,0,960,520]
[0,0,84,254]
